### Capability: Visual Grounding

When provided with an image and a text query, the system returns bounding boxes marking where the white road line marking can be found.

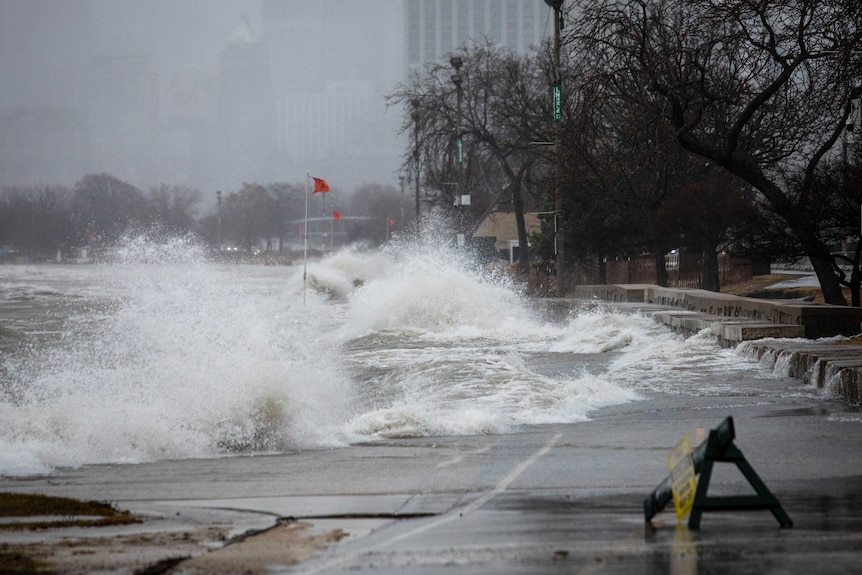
[435,445,490,468]
[297,432,562,574]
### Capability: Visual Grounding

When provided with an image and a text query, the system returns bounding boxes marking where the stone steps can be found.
[567,284,862,406]
[573,284,862,339]
[740,342,862,404]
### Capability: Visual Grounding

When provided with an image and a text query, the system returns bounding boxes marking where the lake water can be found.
[0,234,820,477]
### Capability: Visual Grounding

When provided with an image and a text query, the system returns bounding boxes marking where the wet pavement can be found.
[2,388,862,574]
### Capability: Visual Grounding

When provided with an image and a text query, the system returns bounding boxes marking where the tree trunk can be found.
[714,157,848,305]
[702,249,720,292]
[852,244,861,308]
[809,252,847,305]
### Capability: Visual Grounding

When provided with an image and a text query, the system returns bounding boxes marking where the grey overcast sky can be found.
[0,0,409,194]
[0,1,549,195]
[0,0,260,109]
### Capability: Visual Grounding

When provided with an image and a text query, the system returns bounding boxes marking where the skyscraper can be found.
[405,0,549,73]
[261,0,404,187]
[261,0,551,190]
[217,16,274,189]
[87,54,159,184]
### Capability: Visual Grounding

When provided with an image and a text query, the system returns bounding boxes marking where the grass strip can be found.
[0,492,139,531]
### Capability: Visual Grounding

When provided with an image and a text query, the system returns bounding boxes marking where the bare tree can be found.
[571,0,862,304]
[73,173,146,245]
[0,185,73,255]
[221,183,274,252]
[344,183,402,246]
[389,40,552,274]
[565,81,686,285]
[267,182,303,253]
[144,184,201,234]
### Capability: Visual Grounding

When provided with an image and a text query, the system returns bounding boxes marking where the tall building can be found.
[217,17,274,189]
[87,54,160,185]
[0,1,555,192]
[260,0,551,191]
[156,71,219,189]
[405,0,550,73]
[261,0,404,187]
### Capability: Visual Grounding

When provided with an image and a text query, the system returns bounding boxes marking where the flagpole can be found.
[303,171,309,304]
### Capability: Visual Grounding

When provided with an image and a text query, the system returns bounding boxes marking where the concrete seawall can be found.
[573,284,862,339]
[563,284,862,406]
[738,340,862,405]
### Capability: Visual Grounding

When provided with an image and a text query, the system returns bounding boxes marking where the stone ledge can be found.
[571,284,862,406]
[574,284,862,339]
[741,341,862,405]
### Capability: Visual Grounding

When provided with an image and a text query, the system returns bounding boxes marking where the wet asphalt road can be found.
[3,387,862,574]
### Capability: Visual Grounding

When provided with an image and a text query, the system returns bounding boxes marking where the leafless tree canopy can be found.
[388,40,558,271]
[571,0,862,304]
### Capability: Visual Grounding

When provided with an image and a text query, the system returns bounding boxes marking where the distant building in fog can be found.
[87,54,159,185]
[157,71,219,189]
[405,0,549,73]
[217,17,274,189]
[260,0,550,189]
[261,0,404,187]
[0,0,554,193]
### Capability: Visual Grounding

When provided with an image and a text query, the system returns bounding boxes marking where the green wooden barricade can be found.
[644,416,793,529]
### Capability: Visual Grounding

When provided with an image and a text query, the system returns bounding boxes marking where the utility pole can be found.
[399,175,405,231]
[545,0,565,295]
[411,98,422,223]
[216,190,222,250]
[451,55,465,246]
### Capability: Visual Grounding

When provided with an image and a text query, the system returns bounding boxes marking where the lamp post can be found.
[215,190,222,251]
[545,0,566,295]
[399,175,405,231]
[846,86,862,239]
[450,55,465,245]
[410,98,422,222]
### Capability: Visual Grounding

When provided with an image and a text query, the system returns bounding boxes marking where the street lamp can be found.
[545,0,566,295]
[410,98,422,222]
[450,55,465,245]
[450,57,464,172]
[398,175,405,230]
[215,190,222,250]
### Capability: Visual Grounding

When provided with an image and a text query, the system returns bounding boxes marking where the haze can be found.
[0,0,405,200]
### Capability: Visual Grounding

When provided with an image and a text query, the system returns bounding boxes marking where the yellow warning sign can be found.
[668,434,697,521]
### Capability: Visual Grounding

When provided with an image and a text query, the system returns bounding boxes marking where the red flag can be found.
[333,211,342,221]
[388,218,395,226]
[312,177,330,193]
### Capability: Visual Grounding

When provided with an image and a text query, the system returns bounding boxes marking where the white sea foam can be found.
[1,239,352,476]
[0,234,798,477]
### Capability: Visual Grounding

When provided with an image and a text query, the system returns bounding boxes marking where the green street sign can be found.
[553,83,562,121]
[457,137,463,163]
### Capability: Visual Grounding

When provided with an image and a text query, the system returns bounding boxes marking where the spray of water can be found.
[1,235,352,476]
[0,229,790,477]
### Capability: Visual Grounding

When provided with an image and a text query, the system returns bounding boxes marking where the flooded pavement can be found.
[2,260,861,572]
[2,391,861,574]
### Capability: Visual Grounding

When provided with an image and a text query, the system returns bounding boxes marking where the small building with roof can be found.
[471,211,542,264]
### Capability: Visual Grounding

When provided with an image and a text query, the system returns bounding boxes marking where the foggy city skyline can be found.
[0,0,553,208]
